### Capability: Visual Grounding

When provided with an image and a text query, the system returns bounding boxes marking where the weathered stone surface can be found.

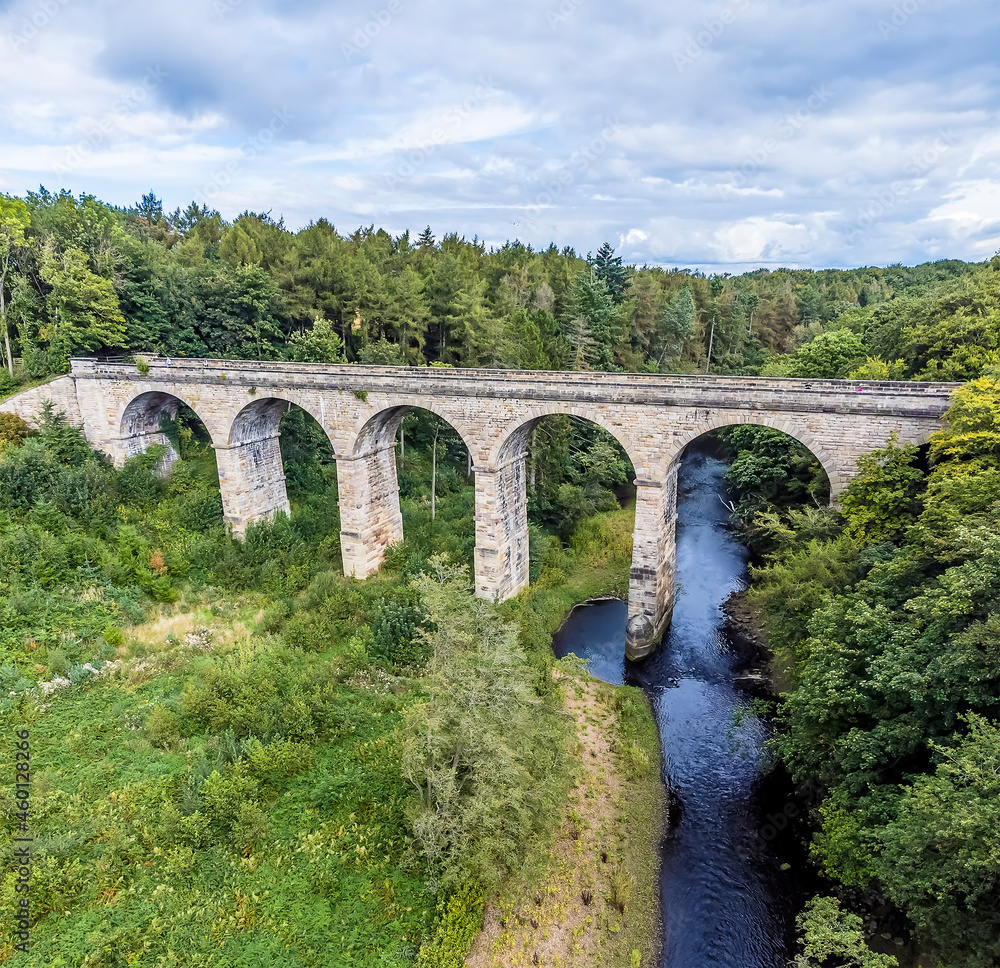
[627,465,680,659]
[474,453,530,602]
[3,358,960,658]
[4,375,82,427]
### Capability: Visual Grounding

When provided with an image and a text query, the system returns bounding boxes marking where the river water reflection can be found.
[552,441,802,968]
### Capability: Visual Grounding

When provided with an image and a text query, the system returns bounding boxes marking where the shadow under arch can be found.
[338,403,475,580]
[668,414,840,498]
[228,395,335,453]
[119,390,217,474]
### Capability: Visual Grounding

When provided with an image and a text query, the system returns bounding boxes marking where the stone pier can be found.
[474,452,530,602]
[338,446,404,578]
[625,464,680,660]
[213,433,289,536]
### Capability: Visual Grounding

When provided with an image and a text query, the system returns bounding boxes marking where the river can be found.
[552,439,808,967]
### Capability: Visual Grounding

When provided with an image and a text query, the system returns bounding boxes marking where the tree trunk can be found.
[706,315,715,374]
[431,430,438,520]
[0,266,12,377]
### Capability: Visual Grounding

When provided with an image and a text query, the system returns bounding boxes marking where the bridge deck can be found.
[70,357,960,418]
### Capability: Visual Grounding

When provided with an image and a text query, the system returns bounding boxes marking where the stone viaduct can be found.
[4,358,959,659]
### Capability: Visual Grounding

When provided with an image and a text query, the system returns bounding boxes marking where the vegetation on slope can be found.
[5,184,1000,965]
[735,378,1000,967]
[0,395,655,966]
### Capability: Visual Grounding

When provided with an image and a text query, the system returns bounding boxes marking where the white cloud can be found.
[620,228,648,247]
[0,0,997,267]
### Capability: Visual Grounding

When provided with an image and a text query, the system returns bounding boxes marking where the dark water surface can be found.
[552,441,804,968]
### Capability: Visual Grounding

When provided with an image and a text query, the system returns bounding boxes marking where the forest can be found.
[0,188,985,384]
[1,187,999,967]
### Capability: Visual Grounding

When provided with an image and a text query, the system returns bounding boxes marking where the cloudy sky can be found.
[1,0,998,271]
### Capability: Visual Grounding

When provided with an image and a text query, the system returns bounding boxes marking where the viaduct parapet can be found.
[4,358,959,659]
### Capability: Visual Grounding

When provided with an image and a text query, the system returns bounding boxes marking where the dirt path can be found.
[465,674,662,967]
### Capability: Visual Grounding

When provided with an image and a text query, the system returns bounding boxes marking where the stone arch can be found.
[228,396,336,453]
[118,390,216,474]
[218,396,335,536]
[490,404,644,478]
[351,402,477,459]
[667,413,841,496]
[489,407,667,659]
[337,402,477,581]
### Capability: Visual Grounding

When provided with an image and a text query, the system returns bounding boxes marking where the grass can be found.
[0,480,655,967]
[0,597,434,967]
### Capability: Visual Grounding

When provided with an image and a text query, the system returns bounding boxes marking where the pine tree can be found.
[590,242,630,304]
[568,268,620,370]
[657,286,696,369]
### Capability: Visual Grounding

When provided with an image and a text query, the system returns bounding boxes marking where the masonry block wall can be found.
[3,359,959,658]
[474,454,530,603]
[4,376,82,428]
[338,447,404,578]
[627,465,680,660]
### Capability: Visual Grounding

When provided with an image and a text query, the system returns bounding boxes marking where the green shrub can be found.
[0,410,32,449]
[370,595,427,666]
[200,761,260,831]
[231,801,272,855]
[46,647,70,678]
[416,885,484,968]
[145,706,183,748]
[569,508,634,565]
[243,736,315,783]
[258,598,292,634]
[793,896,897,967]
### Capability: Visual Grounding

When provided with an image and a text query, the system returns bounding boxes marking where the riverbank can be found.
[720,589,934,968]
[465,669,663,967]
[721,587,795,695]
